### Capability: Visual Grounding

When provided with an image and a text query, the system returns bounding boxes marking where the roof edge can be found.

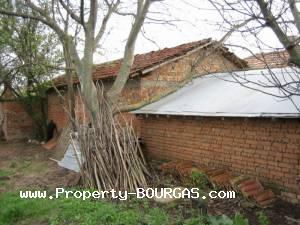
[132,111,300,119]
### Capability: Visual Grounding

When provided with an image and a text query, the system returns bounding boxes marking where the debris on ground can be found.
[152,186,186,204]
[0,176,10,181]
[42,136,59,150]
[158,160,276,208]
[285,216,300,225]
[57,139,83,172]
[42,125,71,152]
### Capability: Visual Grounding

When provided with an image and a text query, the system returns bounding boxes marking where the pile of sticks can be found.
[71,86,149,192]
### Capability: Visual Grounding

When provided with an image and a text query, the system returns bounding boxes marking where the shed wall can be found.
[139,115,300,203]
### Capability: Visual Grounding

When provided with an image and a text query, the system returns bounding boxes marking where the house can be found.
[132,66,300,204]
[48,38,247,132]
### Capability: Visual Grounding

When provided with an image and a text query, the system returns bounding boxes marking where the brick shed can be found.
[48,38,247,131]
[133,67,300,204]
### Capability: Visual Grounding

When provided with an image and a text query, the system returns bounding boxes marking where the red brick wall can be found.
[117,50,238,107]
[139,115,300,203]
[47,92,69,131]
[0,101,33,140]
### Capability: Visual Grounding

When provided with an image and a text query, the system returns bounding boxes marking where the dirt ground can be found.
[0,141,299,225]
[0,141,79,192]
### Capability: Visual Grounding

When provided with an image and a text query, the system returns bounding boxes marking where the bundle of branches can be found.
[71,85,149,192]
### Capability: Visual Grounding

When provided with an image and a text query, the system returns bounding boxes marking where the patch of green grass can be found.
[183,217,206,225]
[0,160,33,178]
[9,161,17,169]
[0,169,15,177]
[20,161,46,175]
[0,191,171,225]
[257,211,269,225]
[0,180,11,190]
[3,160,46,177]
[190,171,209,190]
[0,192,55,225]
[144,208,169,225]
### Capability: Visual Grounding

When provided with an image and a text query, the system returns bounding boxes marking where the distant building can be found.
[245,50,289,69]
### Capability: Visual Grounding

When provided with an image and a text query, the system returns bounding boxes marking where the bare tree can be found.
[207,0,300,109]
[0,0,157,121]
[0,0,166,191]
[209,0,300,66]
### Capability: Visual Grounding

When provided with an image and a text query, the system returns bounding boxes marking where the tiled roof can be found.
[53,38,248,87]
[245,50,289,69]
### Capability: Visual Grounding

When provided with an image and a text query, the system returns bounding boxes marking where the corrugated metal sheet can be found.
[133,67,300,118]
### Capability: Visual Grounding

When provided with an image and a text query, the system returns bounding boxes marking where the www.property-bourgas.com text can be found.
[19,188,236,201]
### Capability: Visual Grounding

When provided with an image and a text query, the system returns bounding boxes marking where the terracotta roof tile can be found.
[53,38,247,87]
[245,50,289,69]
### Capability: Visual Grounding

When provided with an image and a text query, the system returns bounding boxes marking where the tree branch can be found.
[288,0,300,34]
[58,0,82,26]
[94,0,120,51]
[255,0,300,66]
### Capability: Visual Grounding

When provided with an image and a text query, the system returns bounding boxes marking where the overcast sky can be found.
[95,0,283,63]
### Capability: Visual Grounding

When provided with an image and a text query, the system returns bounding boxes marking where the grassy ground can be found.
[1,190,254,225]
[0,191,201,225]
[0,142,299,225]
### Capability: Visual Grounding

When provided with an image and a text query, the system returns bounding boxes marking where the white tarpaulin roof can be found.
[133,67,300,118]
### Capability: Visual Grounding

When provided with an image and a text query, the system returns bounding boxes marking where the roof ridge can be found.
[244,50,288,60]
[94,38,213,67]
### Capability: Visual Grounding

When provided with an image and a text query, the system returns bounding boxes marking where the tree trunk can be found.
[256,0,300,66]
[63,43,76,130]
[77,55,99,122]
[107,0,151,104]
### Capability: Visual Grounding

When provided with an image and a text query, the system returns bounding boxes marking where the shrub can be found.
[190,170,209,190]
[257,211,269,225]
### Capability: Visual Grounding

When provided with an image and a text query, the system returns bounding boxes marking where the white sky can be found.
[95,0,284,63]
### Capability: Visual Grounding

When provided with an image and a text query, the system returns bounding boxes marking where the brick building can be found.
[133,67,300,203]
[1,37,299,204]
[48,38,247,131]
[0,39,246,140]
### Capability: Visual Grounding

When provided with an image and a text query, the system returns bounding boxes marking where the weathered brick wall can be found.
[47,92,69,131]
[118,51,237,107]
[139,115,300,203]
[0,101,33,140]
